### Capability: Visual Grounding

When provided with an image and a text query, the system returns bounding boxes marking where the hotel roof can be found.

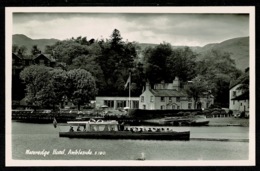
[150,89,188,97]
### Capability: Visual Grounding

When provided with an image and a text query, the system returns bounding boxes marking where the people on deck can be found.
[120,122,125,131]
[69,126,74,132]
[77,126,81,131]
[148,128,152,132]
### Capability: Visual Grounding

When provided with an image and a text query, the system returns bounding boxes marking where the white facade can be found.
[139,78,214,110]
[95,96,139,110]
[229,84,249,112]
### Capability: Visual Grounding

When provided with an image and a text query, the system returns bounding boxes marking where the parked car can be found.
[233,113,241,118]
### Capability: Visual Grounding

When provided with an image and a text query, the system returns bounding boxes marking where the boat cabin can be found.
[67,120,119,132]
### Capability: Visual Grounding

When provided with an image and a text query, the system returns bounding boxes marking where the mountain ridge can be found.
[13,34,59,54]
[12,34,249,70]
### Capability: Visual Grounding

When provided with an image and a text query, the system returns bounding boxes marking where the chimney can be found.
[18,49,22,55]
[172,76,180,91]
[145,82,150,91]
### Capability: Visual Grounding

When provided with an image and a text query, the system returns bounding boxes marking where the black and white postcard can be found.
[5,7,255,166]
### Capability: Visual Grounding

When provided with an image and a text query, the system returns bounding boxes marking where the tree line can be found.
[14,29,243,109]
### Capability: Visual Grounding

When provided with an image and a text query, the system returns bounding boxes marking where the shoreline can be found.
[207,117,249,127]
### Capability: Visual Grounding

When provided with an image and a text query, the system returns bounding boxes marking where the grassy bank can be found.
[207,117,249,127]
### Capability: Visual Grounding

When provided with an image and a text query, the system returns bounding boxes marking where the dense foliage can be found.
[20,65,97,109]
[17,29,243,108]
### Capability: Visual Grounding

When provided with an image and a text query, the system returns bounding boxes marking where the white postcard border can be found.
[5,6,256,166]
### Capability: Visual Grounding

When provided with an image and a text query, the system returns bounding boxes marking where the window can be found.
[161,97,165,102]
[188,97,192,102]
[188,103,192,109]
[233,100,235,105]
[150,96,153,102]
[141,96,144,102]
[169,97,172,102]
[172,105,175,109]
[133,101,139,108]
[176,97,180,102]
[39,59,44,65]
[161,105,165,110]
[241,103,242,106]
[233,91,236,97]
[177,106,180,109]
[117,101,125,108]
[104,100,114,108]
[143,105,146,109]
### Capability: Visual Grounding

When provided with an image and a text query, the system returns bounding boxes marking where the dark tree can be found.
[166,47,197,82]
[31,45,41,56]
[143,43,172,86]
[67,69,97,110]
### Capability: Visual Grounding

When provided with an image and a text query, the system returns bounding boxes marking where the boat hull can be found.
[190,121,210,126]
[59,131,190,141]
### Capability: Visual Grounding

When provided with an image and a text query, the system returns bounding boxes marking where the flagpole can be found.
[129,72,131,109]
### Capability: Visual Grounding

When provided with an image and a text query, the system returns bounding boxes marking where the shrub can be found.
[183,112,191,116]
[209,104,221,109]
[191,112,198,116]
[177,111,184,116]
[211,111,220,115]
[240,111,246,118]
[220,109,227,114]
[228,110,233,115]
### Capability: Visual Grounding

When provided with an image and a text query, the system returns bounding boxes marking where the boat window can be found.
[90,125,96,131]
[103,125,109,131]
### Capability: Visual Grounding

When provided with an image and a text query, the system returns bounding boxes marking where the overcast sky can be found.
[13,13,249,47]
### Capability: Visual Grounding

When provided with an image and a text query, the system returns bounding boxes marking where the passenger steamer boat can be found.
[58,119,190,141]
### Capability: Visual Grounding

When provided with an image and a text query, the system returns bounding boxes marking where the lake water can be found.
[12,121,249,160]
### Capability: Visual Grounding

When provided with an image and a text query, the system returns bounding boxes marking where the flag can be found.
[124,76,130,89]
[53,117,57,128]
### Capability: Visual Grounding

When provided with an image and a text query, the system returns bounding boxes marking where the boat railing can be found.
[123,126,190,133]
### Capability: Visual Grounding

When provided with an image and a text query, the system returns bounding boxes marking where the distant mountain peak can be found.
[13,34,32,41]
[195,36,249,70]
[12,34,59,54]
